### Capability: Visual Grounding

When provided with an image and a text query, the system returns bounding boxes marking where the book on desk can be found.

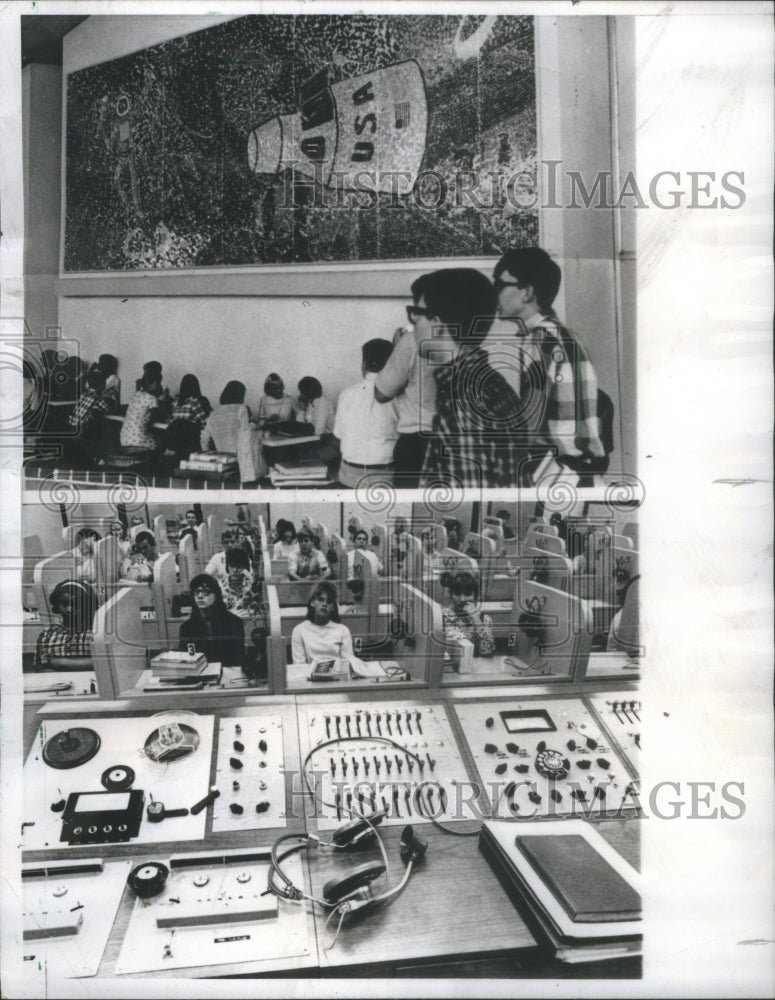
[479,819,642,964]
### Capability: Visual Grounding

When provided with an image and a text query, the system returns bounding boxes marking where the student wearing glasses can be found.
[414,268,528,488]
[492,247,605,484]
[178,574,246,667]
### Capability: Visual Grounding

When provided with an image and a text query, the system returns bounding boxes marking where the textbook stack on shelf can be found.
[179,452,239,475]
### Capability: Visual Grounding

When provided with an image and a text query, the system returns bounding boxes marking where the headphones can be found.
[267,812,428,948]
[267,739,431,949]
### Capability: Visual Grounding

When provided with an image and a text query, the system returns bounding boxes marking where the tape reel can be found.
[101,765,136,792]
[128,862,169,900]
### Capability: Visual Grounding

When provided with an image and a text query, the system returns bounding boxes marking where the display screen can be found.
[499,709,556,734]
[73,792,131,813]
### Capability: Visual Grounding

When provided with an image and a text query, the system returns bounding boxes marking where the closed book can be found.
[515,834,641,923]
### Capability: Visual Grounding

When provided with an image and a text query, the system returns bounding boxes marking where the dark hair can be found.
[143,360,163,380]
[305,581,342,623]
[410,268,496,346]
[226,547,250,573]
[86,365,107,392]
[178,374,202,400]
[140,370,160,393]
[362,338,393,373]
[134,530,156,550]
[221,529,237,545]
[297,529,320,548]
[276,519,296,540]
[98,354,118,376]
[494,247,562,314]
[110,520,127,538]
[297,376,322,401]
[75,527,100,544]
[518,610,544,640]
[354,528,369,542]
[496,509,511,521]
[50,579,98,631]
[187,573,238,633]
[220,380,246,405]
[185,508,198,519]
[264,372,284,394]
[443,518,463,538]
[449,570,480,600]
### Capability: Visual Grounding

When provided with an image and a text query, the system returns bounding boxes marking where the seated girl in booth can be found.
[288,529,331,580]
[441,571,495,660]
[178,573,246,667]
[212,546,254,608]
[35,580,98,670]
[120,530,158,583]
[109,520,132,558]
[272,519,299,560]
[291,582,354,664]
[258,373,294,430]
[420,528,446,575]
[348,528,383,575]
[443,518,464,553]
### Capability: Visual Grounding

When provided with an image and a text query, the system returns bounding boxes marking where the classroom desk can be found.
[105,412,169,431]
[285,662,427,694]
[21,681,641,980]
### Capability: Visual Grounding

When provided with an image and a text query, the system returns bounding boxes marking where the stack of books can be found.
[179,452,238,476]
[269,460,329,486]
[150,650,208,680]
[479,819,642,964]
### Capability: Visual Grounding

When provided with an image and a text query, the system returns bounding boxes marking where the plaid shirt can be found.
[171,396,210,427]
[68,386,118,431]
[422,348,528,488]
[36,624,93,664]
[516,315,604,463]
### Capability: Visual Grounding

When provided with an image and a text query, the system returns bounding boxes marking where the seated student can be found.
[347,528,383,575]
[120,530,158,583]
[68,366,119,463]
[291,582,355,664]
[98,353,121,405]
[120,367,166,455]
[35,579,98,670]
[334,338,399,487]
[178,508,200,548]
[204,530,238,579]
[235,522,259,563]
[71,528,100,583]
[492,247,605,484]
[496,509,516,540]
[442,571,496,658]
[109,520,132,558]
[178,573,246,667]
[443,518,464,553]
[272,519,299,560]
[200,380,264,484]
[294,376,335,436]
[288,529,331,580]
[389,515,410,563]
[220,549,256,615]
[210,543,254,593]
[415,268,527,488]
[420,528,446,575]
[166,374,212,460]
[258,373,294,429]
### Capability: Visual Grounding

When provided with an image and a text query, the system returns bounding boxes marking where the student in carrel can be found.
[35,579,98,669]
[290,581,354,664]
[178,573,246,667]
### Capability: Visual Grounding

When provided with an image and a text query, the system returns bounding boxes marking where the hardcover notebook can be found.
[515,834,641,923]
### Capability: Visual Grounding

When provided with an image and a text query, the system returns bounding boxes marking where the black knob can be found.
[576,759,591,770]
[485,717,494,728]
[495,763,507,775]
[258,739,268,753]
[597,757,611,769]
[230,803,244,815]
[515,764,529,774]
[484,743,498,755]
[230,757,243,770]
[255,801,270,814]
[233,740,244,753]
[506,742,519,754]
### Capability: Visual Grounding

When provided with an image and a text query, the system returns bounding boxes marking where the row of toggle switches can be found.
[324,710,424,740]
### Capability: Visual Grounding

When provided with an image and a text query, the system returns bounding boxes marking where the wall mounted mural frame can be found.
[57,13,566,299]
